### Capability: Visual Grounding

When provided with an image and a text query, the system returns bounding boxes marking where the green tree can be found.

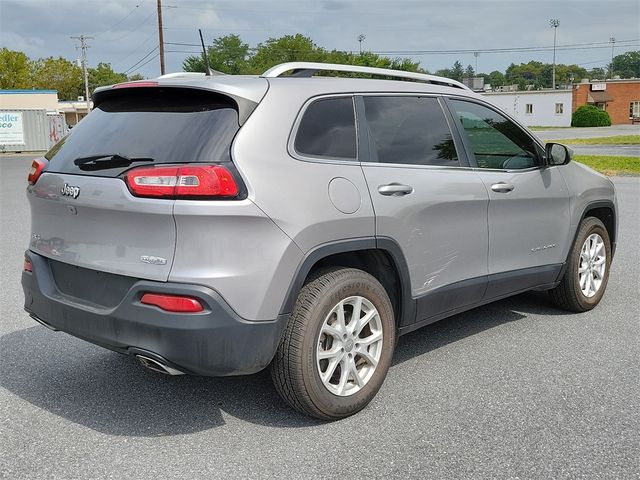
[248,34,326,73]
[451,61,464,81]
[434,61,462,80]
[0,48,34,89]
[128,73,145,81]
[506,61,546,89]
[182,33,423,76]
[183,34,250,74]
[464,64,475,77]
[589,67,606,80]
[609,50,640,78]
[32,57,83,100]
[434,67,453,78]
[555,64,588,85]
[88,62,127,90]
[486,70,505,88]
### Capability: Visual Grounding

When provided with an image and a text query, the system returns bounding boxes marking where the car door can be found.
[445,98,572,299]
[357,95,489,325]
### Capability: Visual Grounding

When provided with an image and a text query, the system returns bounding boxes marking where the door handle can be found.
[378,183,414,196]
[490,182,515,193]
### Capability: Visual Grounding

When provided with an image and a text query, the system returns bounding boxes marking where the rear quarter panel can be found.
[231,82,376,253]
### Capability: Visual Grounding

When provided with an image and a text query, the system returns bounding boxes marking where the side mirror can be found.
[545,142,572,166]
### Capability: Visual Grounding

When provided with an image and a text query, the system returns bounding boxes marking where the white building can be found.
[482,90,573,127]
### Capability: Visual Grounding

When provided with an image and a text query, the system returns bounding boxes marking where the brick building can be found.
[572,79,640,125]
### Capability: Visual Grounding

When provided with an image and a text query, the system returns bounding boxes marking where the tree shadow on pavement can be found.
[393,290,569,365]
[0,291,567,436]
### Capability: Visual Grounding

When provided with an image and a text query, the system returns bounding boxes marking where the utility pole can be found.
[357,34,366,55]
[549,19,560,90]
[157,0,165,75]
[609,37,616,79]
[70,34,93,116]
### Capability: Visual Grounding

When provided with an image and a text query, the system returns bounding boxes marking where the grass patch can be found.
[546,135,640,145]
[574,155,640,176]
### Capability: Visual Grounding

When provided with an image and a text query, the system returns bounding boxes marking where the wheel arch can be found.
[279,238,416,328]
[582,201,616,256]
[556,199,617,283]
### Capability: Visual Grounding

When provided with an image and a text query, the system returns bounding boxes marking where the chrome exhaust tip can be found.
[136,354,185,376]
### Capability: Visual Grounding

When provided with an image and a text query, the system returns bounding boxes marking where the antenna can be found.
[199,29,212,76]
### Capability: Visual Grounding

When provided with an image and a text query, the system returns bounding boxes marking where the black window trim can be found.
[355,93,472,170]
[287,94,359,164]
[442,95,548,173]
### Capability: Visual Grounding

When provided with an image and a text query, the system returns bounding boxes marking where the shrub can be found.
[571,105,612,127]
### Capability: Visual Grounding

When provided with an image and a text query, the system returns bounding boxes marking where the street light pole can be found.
[549,19,560,89]
[357,34,366,55]
[70,34,93,116]
[609,37,616,79]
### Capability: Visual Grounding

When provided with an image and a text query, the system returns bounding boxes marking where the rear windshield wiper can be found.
[73,154,154,171]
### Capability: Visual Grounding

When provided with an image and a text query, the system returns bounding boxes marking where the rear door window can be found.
[362,96,459,166]
[293,96,357,160]
[45,88,240,177]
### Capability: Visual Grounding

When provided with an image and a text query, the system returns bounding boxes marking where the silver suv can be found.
[22,62,617,420]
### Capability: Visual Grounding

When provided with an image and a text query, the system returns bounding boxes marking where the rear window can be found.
[45,88,240,176]
[294,96,357,160]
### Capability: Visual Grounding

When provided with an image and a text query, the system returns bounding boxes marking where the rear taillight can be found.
[125,164,239,199]
[141,293,204,313]
[23,258,33,273]
[112,81,159,89]
[27,158,47,185]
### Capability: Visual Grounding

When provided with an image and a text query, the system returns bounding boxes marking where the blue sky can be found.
[1,0,638,77]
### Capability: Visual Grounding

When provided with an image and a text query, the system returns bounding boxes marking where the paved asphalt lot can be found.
[534,124,639,141]
[1,155,639,479]
[534,125,640,157]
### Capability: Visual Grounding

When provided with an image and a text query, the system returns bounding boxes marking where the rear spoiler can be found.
[93,80,265,125]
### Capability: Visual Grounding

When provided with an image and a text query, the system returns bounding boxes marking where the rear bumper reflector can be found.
[140,293,204,313]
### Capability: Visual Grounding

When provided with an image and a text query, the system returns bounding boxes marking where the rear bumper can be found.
[21,251,287,376]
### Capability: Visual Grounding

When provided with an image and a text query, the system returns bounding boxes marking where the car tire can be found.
[549,217,611,312]
[270,267,396,420]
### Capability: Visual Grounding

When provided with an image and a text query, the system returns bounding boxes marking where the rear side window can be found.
[363,96,459,166]
[45,88,240,177]
[294,97,357,160]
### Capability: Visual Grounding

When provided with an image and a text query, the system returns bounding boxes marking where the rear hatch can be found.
[28,86,243,281]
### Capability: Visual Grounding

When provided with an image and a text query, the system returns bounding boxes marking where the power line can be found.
[108,11,157,44]
[93,2,146,38]
[162,38,639,56]
[116,30,159,69]
[127,53,160,74]
[124,45,159,73]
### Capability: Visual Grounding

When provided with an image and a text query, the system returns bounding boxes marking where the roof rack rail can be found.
[261,62,472,91]
[158,70,226,79]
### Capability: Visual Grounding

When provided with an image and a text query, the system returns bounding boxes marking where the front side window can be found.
[555,103,564,114]
[362,96,459,167]
[525,104,533,114]
[630,101,640,118]
[294,97,356,159]
[450,99,541,170]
